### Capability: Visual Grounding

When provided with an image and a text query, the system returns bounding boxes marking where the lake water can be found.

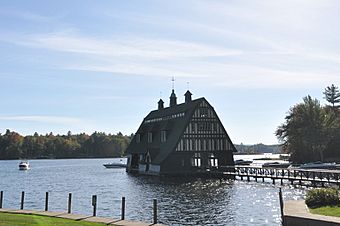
[0,157,306,225]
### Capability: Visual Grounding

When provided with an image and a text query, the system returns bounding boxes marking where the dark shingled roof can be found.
[126,97,237,165]
[126,98,204,164]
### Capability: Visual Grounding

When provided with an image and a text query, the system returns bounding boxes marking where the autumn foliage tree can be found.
[0,130,131,160]
[276,86,340,163]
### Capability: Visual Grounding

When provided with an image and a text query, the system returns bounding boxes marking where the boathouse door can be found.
[131,154,139,169]
[145,151,151,172]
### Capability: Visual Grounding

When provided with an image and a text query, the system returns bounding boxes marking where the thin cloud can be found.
[0,115,81,124]
[8,32,243,59]
[0,9,57,23]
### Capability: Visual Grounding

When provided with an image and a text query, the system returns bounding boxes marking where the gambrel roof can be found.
[126,96,237,165]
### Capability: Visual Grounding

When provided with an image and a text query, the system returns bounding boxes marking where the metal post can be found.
[92,195,97,216]
[45,192,49,211]
[279,188,284,225]
[20,191,25,210]
[68,193,72,214]
[153,199,157,224]
[0,191,3,208]
[121,197,125,220]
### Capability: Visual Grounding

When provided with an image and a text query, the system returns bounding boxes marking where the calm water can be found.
[0,157,306,225]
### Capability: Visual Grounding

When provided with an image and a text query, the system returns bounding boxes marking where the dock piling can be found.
[0,191,3,208]
[153,199,157,224]
[92,195,97,216]
[20,191,25,210]
[68,193,72,214]
[121,197,125,220]
[45,192,49,211]
[279,188,284,225]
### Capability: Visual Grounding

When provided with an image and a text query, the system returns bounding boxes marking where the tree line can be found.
[0,130,132,160]
[276,84,340,163]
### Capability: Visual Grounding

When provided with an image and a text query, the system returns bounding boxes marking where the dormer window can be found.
[147,132,153,143]
[161,130,167,143]
[136,134,141,143]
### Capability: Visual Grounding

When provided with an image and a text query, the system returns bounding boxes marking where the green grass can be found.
[309,206,340,218]
[0,212,109,226]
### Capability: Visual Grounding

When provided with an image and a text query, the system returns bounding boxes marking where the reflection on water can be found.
[0,158,306,225]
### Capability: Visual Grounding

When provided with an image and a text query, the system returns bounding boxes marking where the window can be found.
[161,130,166,143]
[199,107,208,117]
[210,158,218,167]
[136,134,141,143]
[192,153,201,167]
[148,132,153,143]
[209,153,218,167]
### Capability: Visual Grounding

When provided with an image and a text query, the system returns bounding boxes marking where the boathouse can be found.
[126,89,236,176]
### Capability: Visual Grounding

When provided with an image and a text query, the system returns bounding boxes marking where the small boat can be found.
[299,161,336,170]
[262,162,291,168]
[235,159,253,165]
[19,161,30,170]
[103,160,127,168]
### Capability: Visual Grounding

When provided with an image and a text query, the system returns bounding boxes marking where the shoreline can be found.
[0,208,165,226]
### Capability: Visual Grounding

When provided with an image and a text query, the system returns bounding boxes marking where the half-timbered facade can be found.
[126,89,236,176]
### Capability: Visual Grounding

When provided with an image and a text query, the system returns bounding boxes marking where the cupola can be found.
[158,99,164,110]
[169,89,177,107]
[184,90,192,104]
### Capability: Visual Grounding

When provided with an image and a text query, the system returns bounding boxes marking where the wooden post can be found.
[0,191,3,208]
[272,179,275,185]
[279,188,284,226]
[20,191,25,210]
[153,199,157,224]
[262,177,265,182]
[45,192,49,211]
[68,193,72,214]
[121,197,125,220]
[92,195,97,216]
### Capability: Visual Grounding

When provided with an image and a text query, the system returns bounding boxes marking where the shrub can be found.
[305,188,340,208]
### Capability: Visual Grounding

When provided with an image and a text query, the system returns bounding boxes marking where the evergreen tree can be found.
[323,84,340,109]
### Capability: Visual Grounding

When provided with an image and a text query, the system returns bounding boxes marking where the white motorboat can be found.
[103,162,127,168]
[103,159,127,168]
[299,161,336,170]
[19,161,30,170]
[235,159,253,165]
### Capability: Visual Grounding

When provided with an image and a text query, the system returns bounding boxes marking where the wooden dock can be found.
[221,166,340,187]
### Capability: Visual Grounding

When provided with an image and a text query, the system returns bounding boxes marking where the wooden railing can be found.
[220,166,340,187]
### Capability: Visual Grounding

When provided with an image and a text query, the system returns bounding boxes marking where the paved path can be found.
[0,208,166,226]
[284,200,340,225]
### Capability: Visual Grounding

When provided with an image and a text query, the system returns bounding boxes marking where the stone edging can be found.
[284,200,340,226]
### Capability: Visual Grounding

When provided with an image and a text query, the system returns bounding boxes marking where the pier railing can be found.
[221,166,340,186]
[0,191,159,224]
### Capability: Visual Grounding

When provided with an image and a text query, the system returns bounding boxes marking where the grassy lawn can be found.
[309,206,340,218]
[0,212,110,226]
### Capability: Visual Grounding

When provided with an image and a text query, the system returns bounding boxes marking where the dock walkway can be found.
[221,166,340,186]
[0,208,166,226]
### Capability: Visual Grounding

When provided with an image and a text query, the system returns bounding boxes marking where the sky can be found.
[1,0,340,145]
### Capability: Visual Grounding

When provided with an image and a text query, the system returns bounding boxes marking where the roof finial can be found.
[171,76,175,90]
